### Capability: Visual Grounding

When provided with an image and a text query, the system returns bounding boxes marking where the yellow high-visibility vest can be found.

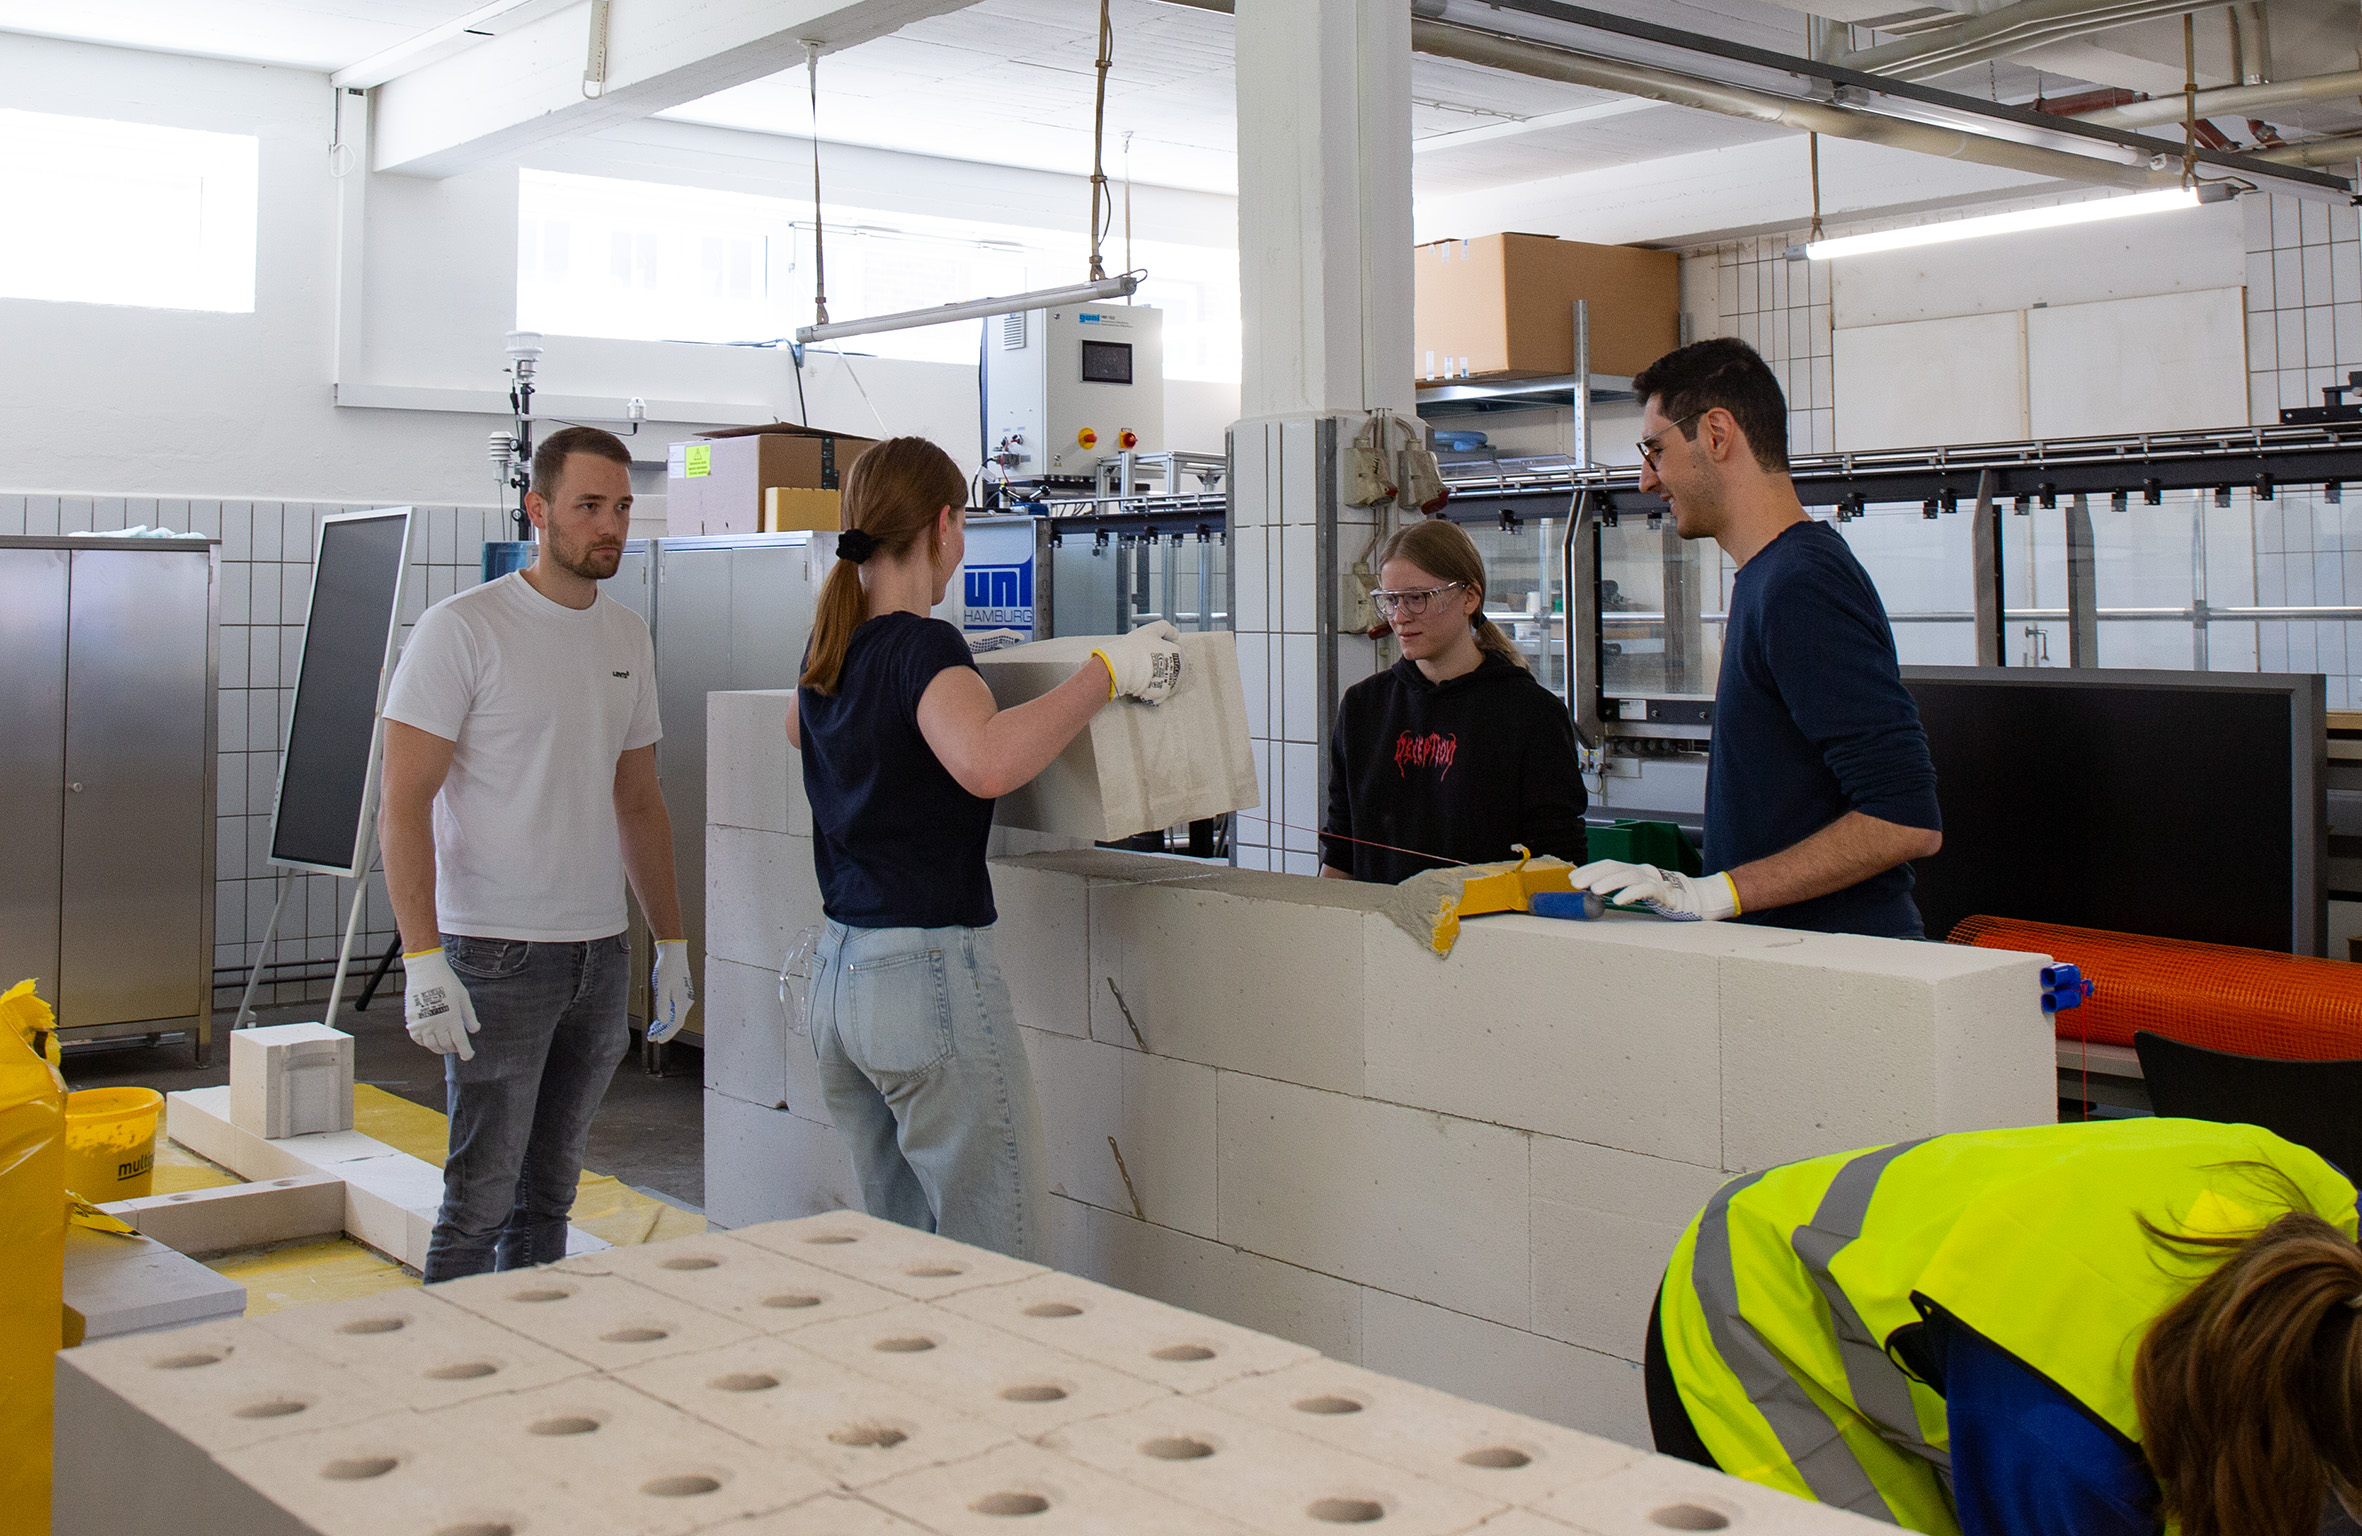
[1659,1119,2358,1533]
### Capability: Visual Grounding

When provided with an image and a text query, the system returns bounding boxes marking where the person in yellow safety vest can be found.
[1648,1118,2362,1536]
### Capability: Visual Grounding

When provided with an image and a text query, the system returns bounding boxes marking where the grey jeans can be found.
[423,931,630,1282]
[811,922,1049,1264]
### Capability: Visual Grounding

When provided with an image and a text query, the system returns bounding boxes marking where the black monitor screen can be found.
[1081,340,1133,384]
[272,512,410,873]
[1903,667,2319,953]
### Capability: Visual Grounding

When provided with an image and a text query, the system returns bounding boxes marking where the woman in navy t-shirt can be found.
[787,436,1180,1260]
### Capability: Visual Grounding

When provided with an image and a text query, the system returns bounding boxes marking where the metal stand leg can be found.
[354,936,403,1012]
[232,873,294,1031]
[321,872,369,1035]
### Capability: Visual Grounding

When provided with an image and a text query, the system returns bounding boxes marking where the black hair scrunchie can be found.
[837,528,880,565]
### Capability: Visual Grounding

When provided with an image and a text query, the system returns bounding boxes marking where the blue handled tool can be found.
[1531,891,1607,921]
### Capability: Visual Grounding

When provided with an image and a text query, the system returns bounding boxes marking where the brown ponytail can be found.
[799,436,967,695]
[1374,518,1524,669]
[2134,1208,2362,1536]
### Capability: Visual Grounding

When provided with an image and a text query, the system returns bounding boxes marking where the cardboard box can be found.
[667,423,877,536]
[764,485,843,533]
[1415,233,1679,382]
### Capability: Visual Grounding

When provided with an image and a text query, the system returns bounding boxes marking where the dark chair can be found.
[2132,1030,2362,1183]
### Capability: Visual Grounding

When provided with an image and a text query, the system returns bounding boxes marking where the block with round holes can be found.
[728,1493,943,1534]
[1195,1358,1643,1506]
[615,1337,1013,1488]
[729,1210,1047,1299]
[248,1287,590,1410]
[425,1265,758,1371]
[936,1270,1317,1393]
[1042,1396,1505,1536]
[863,1440,1259,1536]
[52,1318,389,1458]
[554,1231,903,1332]
[790,1300,1170,1435]
[1528,1452,1894,1533]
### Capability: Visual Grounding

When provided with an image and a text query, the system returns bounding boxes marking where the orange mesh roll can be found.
[1949,915,2362,1062]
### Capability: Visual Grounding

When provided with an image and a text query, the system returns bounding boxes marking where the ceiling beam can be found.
[1831,0,2210,83]
[331,0,579,90]
[371,0,971,179]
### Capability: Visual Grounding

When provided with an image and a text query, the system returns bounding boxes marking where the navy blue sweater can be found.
[1706,519,1940,938]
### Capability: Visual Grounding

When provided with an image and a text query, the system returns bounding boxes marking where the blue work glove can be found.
[649,939,696,1043]
[1569,860,1740,922]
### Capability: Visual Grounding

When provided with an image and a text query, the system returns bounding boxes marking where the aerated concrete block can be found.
[790,1301,1171,1435]
[707,825,824,971]
[1216,1072,1531,1328]
[164,1084,241,1167]
[1026,1028,1216,1237]
[1528,1137,1728,1362]
[230,1022,355,1140]
[616,1336,1014,1488]
[703,954,816,1113]
[988,856,1093,1038]
[53,1315,386,1458]
[863,1439,1262,1536]
[251,1287,591,1410]
[102,1172,346,1256]
[710,688,805,835]
[729,1494,941,1534]
[1044,1395,1507,1536]
[61,1224,248,1340]
[1530,1450,1895,1533]
[427,1266,758,1372]
[1363,912,1743,1166]
[555,1231,902,1332]
[705,1088,862,1231]
[1081,1204,1365,1365]
[731,1209,1047,1299]
[1360,1289,1651,1450]
[937,1270,1316,1394]
[976,631,1259,842]
[1198,1355,1644,1507]
[1717,934,2053,1174]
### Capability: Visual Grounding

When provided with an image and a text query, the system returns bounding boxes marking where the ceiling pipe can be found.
[2256,133,2362,168]
[2080,68,2362,126]
[1833,0,2219,83]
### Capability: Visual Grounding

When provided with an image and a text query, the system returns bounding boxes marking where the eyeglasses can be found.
[1636,411,1706,471]
[1371,582,1467,619]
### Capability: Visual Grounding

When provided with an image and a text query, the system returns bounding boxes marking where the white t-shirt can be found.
[382,573,661,941]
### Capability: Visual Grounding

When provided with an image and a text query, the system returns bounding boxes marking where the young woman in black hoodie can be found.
[1320,519,1588,883]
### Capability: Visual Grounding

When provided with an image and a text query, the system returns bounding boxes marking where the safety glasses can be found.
[1371,582,1467,619]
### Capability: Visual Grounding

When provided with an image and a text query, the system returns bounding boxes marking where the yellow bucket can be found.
[63,1086,163,1202]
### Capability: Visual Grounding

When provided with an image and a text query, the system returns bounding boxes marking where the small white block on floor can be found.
[61,1224,247,1340]
[102,1172,345,1256]
[556,1231,903,1332]
[791,1300,1172,1435]
[1530,1450,1894,1533]
[938,1270,1316,1393]
[250,1287,591,1409]
[730,1209,1047,1299]
[617,1336,1014,1489]
[978,631,1259,841]
[864,1439,1259,1536]
[1044,1395,1508,1536]
[230,1022,355,1139]
[164,1084,240,1167]
[427,1266,759,1372]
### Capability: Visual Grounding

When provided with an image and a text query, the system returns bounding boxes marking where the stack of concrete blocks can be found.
[231,1023,356,1140]
[56,1210,1890,1535]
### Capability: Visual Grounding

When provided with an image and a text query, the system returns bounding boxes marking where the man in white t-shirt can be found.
[379,425,695,1281]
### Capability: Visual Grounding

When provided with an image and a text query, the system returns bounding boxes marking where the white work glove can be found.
[1568,860,1740,923]
[402,947,481,1060]
[1092,621,1185,705]
[649,939,696,1044]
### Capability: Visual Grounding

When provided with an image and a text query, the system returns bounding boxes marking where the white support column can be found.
[1230,0,1416,874]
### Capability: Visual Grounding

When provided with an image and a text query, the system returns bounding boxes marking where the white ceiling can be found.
[0,0,478,71]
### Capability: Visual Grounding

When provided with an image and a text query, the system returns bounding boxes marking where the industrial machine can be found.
[982,305,1165,492]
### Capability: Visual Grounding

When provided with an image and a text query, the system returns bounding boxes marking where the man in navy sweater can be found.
[1570,339,1943,938]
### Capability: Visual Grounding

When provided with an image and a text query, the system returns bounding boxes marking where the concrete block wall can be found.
[55,1212,1892,1536]
[702,699,2055,1449]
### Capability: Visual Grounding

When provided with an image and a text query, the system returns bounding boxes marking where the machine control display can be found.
[1081,339,1134,384]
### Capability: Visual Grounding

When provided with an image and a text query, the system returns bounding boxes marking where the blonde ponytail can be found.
[1375,518,1526,671]
[798,436,966,694]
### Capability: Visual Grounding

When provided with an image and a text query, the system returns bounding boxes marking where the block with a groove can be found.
[230,1022,355,1140]
[977,631,1259,841]
[1196,1357,1643,1507]
[433,1374,831,1534]
[426,1265,758,1371]
[53,1316,389,1458]
[1529,1450,1894,1533]
[729,1209,1046,1299]
[250,1287,590,1409]
[791,1300,1171,1435]
[555,1231,903,1333]
[102,1172,345,1256]
[1044,1395,1507,1536]
[863,1440,1259,1536]
[617,1336,1013,1488]
[937,1270,1316,1393]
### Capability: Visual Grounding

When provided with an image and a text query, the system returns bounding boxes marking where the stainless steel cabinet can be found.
[0,537,218,1059]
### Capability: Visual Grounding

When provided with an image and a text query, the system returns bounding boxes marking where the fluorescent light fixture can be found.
[1804,187,2201,261]
[796,274,1140,344]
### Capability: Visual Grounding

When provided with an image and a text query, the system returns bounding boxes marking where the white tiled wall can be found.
[1708,238,1835,456]
[2244,193,2362,422]
[0,494,500,1011]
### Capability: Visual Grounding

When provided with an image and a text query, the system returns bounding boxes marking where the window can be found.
[516,168,1240,381]
[0,109,257,313]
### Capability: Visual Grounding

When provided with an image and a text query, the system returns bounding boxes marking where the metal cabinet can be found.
[0,537,217,1059]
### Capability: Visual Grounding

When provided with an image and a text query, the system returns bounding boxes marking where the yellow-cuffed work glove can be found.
[1568,860,1740,922]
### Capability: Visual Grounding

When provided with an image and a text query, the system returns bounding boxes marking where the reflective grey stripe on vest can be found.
[1790,1140,1954,1477]
[1694,1169,1897,1522]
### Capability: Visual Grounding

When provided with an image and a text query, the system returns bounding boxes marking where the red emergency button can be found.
[1077,428,1099,449]
[1118,429,1139,449]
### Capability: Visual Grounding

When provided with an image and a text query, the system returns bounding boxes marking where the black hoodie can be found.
[1322,652,1588,884]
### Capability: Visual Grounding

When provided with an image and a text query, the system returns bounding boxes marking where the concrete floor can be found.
[62,998,707,1211]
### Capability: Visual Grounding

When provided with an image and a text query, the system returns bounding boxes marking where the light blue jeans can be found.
[810,922,1049,1263]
